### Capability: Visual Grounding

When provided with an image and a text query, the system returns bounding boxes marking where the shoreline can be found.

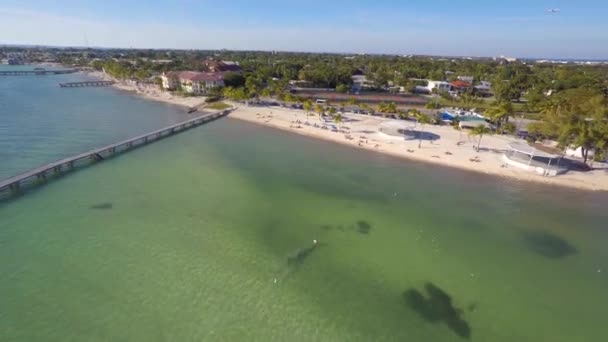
[85,70,208,110]
[227,104,608,192]
[76,70,608,192]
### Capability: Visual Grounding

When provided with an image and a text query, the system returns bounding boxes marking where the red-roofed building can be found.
[450,80,474,92]
[161,71,225,95]
[202,59,242,73]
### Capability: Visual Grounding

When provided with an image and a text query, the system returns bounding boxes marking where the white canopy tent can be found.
[504,143,567,176]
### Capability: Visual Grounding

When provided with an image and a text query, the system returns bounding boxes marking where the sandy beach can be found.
[86,71,207,109]
[228,104,608,191]
[83,70,608,191]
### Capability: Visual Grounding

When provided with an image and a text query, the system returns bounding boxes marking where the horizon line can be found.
[1,42,607,62]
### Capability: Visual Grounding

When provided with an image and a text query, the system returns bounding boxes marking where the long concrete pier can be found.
[0,110,231,199]
[60,81,115,88]
[0,69,77,76]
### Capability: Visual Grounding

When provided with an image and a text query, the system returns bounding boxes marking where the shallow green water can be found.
[1,118,607,341]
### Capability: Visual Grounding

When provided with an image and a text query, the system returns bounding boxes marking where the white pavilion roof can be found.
[507,143,562,159]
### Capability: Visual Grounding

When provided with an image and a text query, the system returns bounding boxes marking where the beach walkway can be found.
[0,109,232,199]
[59,81,115,88]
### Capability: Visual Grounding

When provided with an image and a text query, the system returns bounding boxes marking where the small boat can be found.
[187,107,197,114]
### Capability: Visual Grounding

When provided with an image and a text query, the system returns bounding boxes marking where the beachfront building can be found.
[503,143,567,176]
[459,119,491,130]
[161,71,225,95]
[440,109,488,127]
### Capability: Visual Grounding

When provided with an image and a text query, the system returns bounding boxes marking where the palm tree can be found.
[415,113,433,149]
[397,110,407,120]
[408,109,422,122]
[502,122,517,135]
[485,101,514,133]
[469,124,493,152]
[328,106,337,116]
[378,102,387,113]
[361,103,369,113]
[333,113,343,130]
[315,103,325,122]
[303,99,313,122]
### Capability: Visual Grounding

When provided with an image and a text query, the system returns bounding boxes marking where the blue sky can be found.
[1,0,607,59]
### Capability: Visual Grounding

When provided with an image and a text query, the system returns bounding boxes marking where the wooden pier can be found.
[0,69,77,76]
[0,110,231,199]
[60,81,115,88]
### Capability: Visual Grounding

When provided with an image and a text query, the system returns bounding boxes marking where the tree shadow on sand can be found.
[523,231,577,259]
[410,130,441,142]
[403,282,471,339]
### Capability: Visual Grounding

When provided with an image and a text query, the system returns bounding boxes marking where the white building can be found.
[427,80,452,92]
[457,76,474,84]
[475,81,492,95]
[352,75,376,92]
[161,71,225,95]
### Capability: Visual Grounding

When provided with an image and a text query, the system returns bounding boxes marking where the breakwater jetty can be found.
[0,69,77,76]
[0,110,231,199]
[60,81,116,88]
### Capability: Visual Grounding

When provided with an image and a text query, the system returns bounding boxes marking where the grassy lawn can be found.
[206,102,231,110]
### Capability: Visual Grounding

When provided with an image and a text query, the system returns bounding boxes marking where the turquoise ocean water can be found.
[1,66,608,341]
[0,65,191,180]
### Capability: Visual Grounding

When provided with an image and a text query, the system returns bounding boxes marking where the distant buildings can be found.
[1,53,25,65]
[457,76,474,84]
[202,59,242,73]
[161,71,225,95]
[157,59,238,95]
[352,75,376,92]
[289,80,314,88]
[427,80,452,92]
[475,81,492,96]
[495,55,518,63]
[411,76,492,97]
[450,80,474,92]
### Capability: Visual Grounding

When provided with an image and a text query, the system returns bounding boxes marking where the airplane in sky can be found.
[546,8,560,14]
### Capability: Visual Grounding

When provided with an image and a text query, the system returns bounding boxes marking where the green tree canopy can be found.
[529,88,608,163]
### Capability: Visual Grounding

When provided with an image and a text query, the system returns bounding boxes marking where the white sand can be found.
[80,71,608,191]
[229,104,608,191]
[86,71,207,109]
